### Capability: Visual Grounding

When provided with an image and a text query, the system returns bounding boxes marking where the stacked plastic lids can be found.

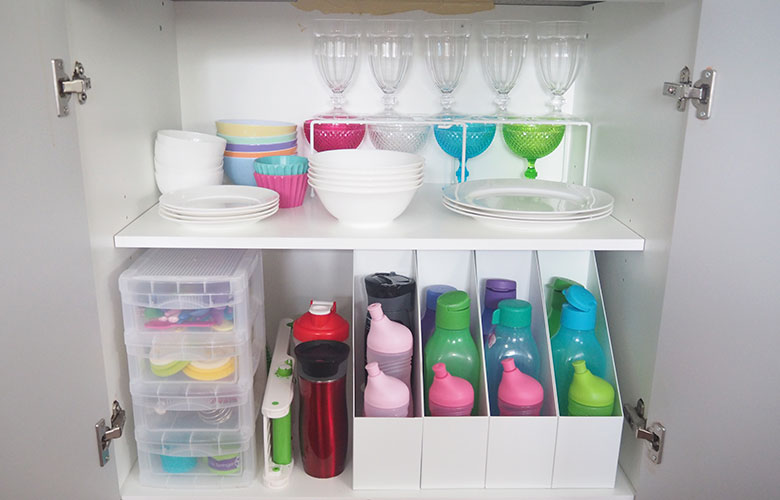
[157,185,279,225]
[216,120,298,186]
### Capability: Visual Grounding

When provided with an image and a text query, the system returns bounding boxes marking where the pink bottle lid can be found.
[498,358,544,408]
[429,363,474,410]
[366,303,413,354]
[364,362,410,410]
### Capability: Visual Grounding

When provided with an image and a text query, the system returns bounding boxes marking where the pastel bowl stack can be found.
[308,149,424,226]
[253,155,310,208]
[216,120,298,186]
[154,130,226,194]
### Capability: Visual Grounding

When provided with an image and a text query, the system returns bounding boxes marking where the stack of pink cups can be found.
[253,155,309,208]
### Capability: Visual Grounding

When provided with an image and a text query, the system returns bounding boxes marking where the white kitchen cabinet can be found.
[2,0,779,499]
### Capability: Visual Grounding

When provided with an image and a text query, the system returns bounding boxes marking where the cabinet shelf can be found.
[121,459,635,500]
[114,184,645,251]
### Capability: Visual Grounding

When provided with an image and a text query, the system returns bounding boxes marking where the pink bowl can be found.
[253,172,308,208]
[303,119,366,152]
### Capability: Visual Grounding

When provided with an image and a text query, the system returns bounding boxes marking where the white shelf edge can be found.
[114,184,645,252]
[120,459,635,500]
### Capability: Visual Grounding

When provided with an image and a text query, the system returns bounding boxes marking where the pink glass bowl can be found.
[303,119,366,152]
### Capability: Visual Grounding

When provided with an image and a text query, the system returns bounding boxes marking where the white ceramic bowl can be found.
[154,158,223,173]
[154,167,224,194]
[309,177,423,193]
[156,130,227,149]
[154,142,224,167]
[308,161,423,175]
[309,149,424,170]
[312,183,421,226]
[307,171,424,187]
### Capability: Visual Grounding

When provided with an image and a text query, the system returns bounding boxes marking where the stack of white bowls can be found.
[154,130,226,193]
[308,150,424,226]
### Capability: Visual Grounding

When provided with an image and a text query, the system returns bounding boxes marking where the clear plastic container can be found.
[137,432,257,488]
[119,249,263,341]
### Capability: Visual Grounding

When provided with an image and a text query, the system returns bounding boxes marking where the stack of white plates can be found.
[442,178,614,228]
[307,150,425,226]
[158,185,279,225]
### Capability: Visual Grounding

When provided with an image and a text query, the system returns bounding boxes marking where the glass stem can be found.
[331,92,346,113]
[550,94,566,113]
[455,159,469,182]
[525,159,538,179]
[382,93,398,114]
[440,92,455,113]
[495,93,510,114]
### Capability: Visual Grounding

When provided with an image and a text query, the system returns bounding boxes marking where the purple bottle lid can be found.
[484,279,517,310]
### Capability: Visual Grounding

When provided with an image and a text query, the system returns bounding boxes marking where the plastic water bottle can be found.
[497,358,544,416]
[424,290,480,415]
[421,284,456,348]
[428,363,474,417]
[568,360,615,416]
[481,279,516,343]
[484,299,540,415]
[550,285,606,415]
[364,362,410,417]
[366,303,413,415]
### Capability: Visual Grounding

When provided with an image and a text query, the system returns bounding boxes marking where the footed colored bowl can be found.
[303,119,365,152]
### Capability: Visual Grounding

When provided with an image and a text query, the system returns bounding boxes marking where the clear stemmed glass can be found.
[536,21,587,117]
[423,19,471,116]
[366,19,414,115]
[313,19,362,116]
[481,20,531,117]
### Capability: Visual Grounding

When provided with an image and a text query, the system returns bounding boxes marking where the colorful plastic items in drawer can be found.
[142,306,234,332]
[148,343,238,382]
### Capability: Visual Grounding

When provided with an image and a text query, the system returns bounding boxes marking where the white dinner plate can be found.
[442,178,614,217]
[159,185,279,215]
[158,204,278,225]
[442,198,612,226]
[441,196,613,221]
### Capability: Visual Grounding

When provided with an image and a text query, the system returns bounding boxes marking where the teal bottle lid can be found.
[560,285,597,331]
[491,299,532,329]
[550,277,581,309]
[435,290,471,330]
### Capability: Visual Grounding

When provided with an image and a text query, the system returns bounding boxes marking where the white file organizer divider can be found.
[261,319,295,489]
[537,251,624,488]
[352,251,423,489]
[416,250,490,489]
[475,251,559,488]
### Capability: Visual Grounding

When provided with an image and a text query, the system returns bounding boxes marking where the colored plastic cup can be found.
[253,172,308,208]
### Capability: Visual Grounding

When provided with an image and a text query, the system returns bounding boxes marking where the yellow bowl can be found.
[216,119,297,137]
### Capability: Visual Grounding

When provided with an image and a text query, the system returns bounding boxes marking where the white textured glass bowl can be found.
[480,20,531,115]
[423,19,471,114]
[536,20,587,115]
[366,19,414,113]
[313,19,362,113]
[367,123,431,153]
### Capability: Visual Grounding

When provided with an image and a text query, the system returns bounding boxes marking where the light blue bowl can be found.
[223,156,259,186]
[218,132,297,145]
[254,155,309,176]
[433,123,497,181]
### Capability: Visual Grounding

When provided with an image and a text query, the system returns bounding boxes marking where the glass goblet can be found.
[536,21,587,117]
[366,19,414,115]
[502,124,565,179]
[313,19,362,115]
[480,20,530,117]
[423,19,471,116]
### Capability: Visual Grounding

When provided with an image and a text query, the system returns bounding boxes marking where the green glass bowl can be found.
[502,124,565,179]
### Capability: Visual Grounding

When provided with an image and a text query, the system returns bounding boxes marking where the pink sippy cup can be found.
[364,362,411,417]
[497,358,544,416]
[429,363,474,416]
[366,302,414,415]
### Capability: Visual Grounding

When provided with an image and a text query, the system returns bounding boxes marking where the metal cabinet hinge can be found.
[51,59,91,117]
[663,66,716,120]
[95,401,126,467]
[623,398,666,464]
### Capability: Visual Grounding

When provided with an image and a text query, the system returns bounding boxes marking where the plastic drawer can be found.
[132,362,266,441]
[137,433,257,488]
[120,249,263,341]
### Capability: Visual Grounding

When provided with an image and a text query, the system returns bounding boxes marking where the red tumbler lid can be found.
[293,300,349,343]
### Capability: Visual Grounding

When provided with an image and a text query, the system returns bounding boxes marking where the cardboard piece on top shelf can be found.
[293,0,494,16]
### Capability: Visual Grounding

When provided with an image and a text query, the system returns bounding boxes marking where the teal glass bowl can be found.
[433,123,497,181]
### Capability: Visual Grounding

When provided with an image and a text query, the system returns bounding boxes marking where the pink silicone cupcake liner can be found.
[254,172,308,208]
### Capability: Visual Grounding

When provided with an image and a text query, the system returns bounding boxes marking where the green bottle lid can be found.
[550,277,581,309]
[491,299,532,328]
[568,360,615,416]
[435,290,471,330]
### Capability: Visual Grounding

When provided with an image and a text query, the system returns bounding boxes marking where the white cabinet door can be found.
[634,0,780,498]
[0,1,119,498]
